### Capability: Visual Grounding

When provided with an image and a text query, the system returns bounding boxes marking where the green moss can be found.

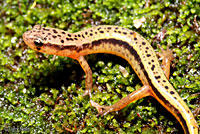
[0,0,199,133]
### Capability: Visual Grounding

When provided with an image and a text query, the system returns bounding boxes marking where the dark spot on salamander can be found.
[100,31,104,33]
[61,40,64,43]
[52,35,57,38]
[123,32,127,35]
[151,65,155,71]
[85,32,88,35]
[66,38,74,41]
[90,33,93,36]
[165,86,169,89]
[58,35,61,37]
[155,76,161,79]
[107,27,111,30]
[61,32,65,34]
[142,42,146,45]
[163,80,166,82]
[118,31,121,33]
[146,47,149,49]
[48,33,51,35]
[170,91,175,94]
[147,54,151,57]
[134,37,137,40]
[68,34,71,37]
[82,35,85,38]
[43,28,50,31]
[53,29,58,33]
[78,34,81,37]
[74,38,78,40]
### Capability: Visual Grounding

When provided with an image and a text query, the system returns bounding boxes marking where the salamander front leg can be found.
[157,44,174,79]
[90,85,152,115]
[77,56,93,97]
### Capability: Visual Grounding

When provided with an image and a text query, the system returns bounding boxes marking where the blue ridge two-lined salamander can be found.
[23,25,198,134]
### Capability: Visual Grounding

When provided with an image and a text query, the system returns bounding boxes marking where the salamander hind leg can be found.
[90,85,152,116]
[156,44,174,79]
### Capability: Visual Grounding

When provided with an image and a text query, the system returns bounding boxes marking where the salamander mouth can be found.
[23,32,29,45]
[23,31,35,48]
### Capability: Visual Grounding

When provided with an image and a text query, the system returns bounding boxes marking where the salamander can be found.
[23,25,198,134]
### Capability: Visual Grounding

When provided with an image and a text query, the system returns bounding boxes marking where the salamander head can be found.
[23,25,49,51]
[23,25,79,58]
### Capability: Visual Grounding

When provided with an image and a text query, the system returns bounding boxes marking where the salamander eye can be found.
[34,37,44,47]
